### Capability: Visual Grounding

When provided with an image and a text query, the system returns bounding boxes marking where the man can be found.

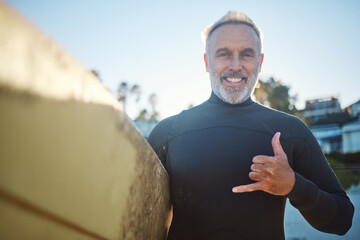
[148,11,354,240]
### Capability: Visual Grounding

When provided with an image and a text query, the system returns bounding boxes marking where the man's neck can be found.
[208,92,254,107]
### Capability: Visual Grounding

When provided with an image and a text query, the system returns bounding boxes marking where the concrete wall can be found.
[0,3,171,239]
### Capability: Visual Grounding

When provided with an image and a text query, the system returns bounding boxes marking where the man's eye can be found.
[218,53,229,57]
[242,53,253,57]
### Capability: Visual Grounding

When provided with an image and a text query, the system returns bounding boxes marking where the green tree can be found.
[117,81,128,109]
[136,93,159,122]
[117,81,142,110]
[117,81,160,122]
[135,109,148,121]
[326,157,360,190]
[148,93,158,121]
[254,77,297,114]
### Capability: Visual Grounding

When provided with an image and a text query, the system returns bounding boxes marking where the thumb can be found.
[272,132,285,157]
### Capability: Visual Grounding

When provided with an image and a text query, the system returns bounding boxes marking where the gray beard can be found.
[209,70,258,104]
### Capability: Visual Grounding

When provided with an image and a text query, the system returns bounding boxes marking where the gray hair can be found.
[201,11,263,54]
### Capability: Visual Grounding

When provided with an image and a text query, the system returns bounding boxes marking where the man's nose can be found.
[228,57,243,72]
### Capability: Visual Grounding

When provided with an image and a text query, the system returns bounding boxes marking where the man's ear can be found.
[258,54,264,73]
[204,54,209,73]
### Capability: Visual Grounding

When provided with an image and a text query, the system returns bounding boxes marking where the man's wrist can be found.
[286,172,320,210]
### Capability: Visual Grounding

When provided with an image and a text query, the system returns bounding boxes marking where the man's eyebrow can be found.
[215,47,257,54]
[242,47,256,53]
[215,48,229,54]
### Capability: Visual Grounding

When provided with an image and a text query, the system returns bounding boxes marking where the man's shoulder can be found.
[257,104,303,123]
[148,100,209,144]
[150,114,178,136]
[255,104,311,137]
[147,114,179,150]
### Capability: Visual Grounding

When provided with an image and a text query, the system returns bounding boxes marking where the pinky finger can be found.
[232,182,262,193]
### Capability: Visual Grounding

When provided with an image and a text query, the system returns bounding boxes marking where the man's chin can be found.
[218,90,249,105]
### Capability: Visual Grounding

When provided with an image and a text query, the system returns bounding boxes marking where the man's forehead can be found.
[207,23,261,52]
[209,22,258,38]
[210,23,259,41]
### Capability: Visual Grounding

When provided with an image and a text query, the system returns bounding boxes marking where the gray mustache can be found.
[220,72,248,79]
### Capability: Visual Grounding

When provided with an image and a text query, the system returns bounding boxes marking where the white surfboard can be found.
[0,3,171,239]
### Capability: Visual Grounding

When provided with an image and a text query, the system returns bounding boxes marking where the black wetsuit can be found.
[148,93,354,240]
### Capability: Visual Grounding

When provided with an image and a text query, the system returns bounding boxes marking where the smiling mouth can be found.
[223,77,247,83]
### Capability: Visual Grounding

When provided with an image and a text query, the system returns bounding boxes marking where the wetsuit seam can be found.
[161,113,183,175]
[154,139,169,156]
[153,115,178,163]
[166,125,276,144]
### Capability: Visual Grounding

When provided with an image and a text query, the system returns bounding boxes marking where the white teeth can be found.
[226,78,243,82]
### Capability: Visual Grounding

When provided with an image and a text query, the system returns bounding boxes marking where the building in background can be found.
[302,96,341,123]
[299,96,360,154]
[346,100,360,118]
[342,117,360,153]
[311,124,342,154]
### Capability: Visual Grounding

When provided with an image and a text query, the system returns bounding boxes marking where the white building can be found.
[346,99,360,117]
[302,96,341,123]
[311,124,342,154]
[342,118,360,153]
[302,96,360,154]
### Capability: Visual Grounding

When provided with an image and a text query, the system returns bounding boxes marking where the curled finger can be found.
[251,163,266,173]
[249,171,268,181]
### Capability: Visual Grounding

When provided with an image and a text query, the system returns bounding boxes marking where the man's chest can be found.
[167,127,274,191]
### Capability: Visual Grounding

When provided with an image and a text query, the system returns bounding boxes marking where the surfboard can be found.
[0,2,171,239]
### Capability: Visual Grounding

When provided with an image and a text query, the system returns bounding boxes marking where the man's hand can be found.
[232,132,295,196]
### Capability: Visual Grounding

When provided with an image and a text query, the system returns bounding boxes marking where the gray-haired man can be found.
[148,11,354,240]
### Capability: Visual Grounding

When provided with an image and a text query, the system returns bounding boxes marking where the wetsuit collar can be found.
[208,91,254,107]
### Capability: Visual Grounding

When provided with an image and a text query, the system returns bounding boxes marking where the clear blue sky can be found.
[5,0,360,119]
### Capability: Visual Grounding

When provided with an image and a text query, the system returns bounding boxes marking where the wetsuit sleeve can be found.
[147,115,177,168]
[285,125,354,235]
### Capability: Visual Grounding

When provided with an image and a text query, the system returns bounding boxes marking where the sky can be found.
[4,0,360,120]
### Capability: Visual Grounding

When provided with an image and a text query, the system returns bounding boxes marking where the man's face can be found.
[204,24,264,104]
